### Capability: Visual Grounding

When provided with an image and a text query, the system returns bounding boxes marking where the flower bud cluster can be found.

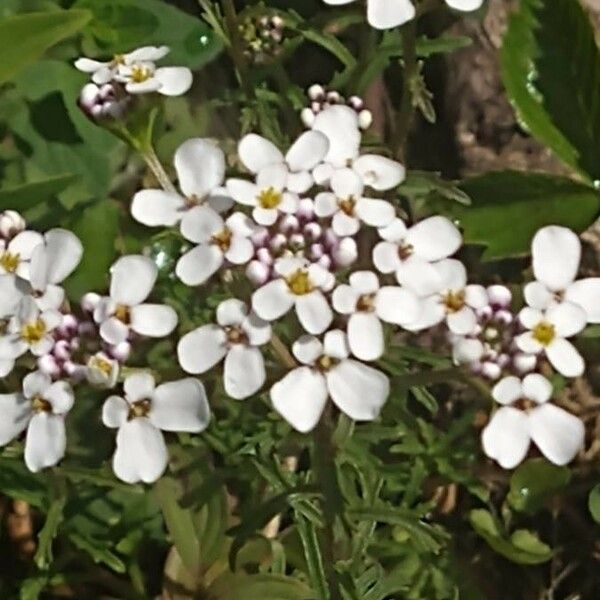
[301,84,373,130]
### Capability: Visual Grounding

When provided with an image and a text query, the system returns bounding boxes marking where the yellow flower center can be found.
[356,294,375,312]
[316,354,339,372]
[532,321,555,346]
[31,396,52,413]
[89,355,113,377]
[225,325,247,345]
[398,242,414,261]
[338,197,356,216]
[129,398,151,419]
[514,397,536,412]
[442,290,465,313]
[257,187,282,209]
[21,319,46,344]
[286,269,313,295]
[130,65,152,83]
[211,228,233,252]
[115,304,131,324]
[113,54,126,65]
[0,251,20,273]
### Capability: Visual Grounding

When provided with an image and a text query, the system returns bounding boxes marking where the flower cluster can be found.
[239,14,286,64]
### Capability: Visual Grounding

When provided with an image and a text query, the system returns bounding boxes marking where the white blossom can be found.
[0,371,74,472]
[86,352,120,389]
[178,299,271,399]
[271,330,390,432]
[252,257,335,334]
[332,271,421,360]
[516,303,586,378]
[482,374,584,469]
[0,229,43,279]
[102,373,210,483]
[131,138,233,228]
[525,225,600,324]
[94,255,178,345]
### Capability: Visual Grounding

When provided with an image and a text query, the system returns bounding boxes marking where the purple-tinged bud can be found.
[269,233,287,253]
[497,353,511,368]
[0,210,26,240]
[477,305,493,320]
[347,95,364,111]
[487,285,512,308]
[317,255,332,270]
[251,227,270,248]
[279,214,300,234]
[108,341,131,362]
[38,355,61,378]
[81,292,101,313]
[77,321,97,338]
[296,198,315,221]
[57,313,79,338]
[309,243,325,260]
[323,228,339,249]
[256,247,274,266]
[481,362,502,380]
[495,310,513,325]
[64,361,87,382]
[326,91,341,104]
[310,101,322,113]
[303,222,322,241]
[288,233,305,249]
[246,260,271,286]
[53,340,72,361]
[78,83,127,121]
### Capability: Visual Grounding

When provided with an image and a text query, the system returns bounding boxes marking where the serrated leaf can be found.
[501,0,600,180]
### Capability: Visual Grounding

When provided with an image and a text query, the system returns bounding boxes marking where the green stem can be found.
[140,144,177,195]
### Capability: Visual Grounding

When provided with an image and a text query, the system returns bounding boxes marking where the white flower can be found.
[315,168,396,236]
[75,46,192,96]
[332,271,421,361]
[404,259,488,335]
[322,0,483,30]
[516,303,586,378]
[178,299,271,399]
[373,216,462,287]
[131,138,233,228]
[482,374,584,469]
[102,373,210,483]
[29,229,83,310]
[271,330,390,432]
[94,255,178,345]
[525,225,600,324]
[252,257,335,334]
[0,297,61,360]
[0,229,43,279]
[0,210,26,239]
[0,371,74,472]
[176,209,257,286]
[86,352,120,389]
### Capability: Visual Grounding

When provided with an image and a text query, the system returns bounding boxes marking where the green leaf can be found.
[0,457,48,508]
[0,9,91,84]
[0,174,77,212]
[588,484,600,524]
[210,573,316,600]
[294,24,356,69]
[34,490,67,570]
[500,0,600,180]
[448,171,600,260]
[296,514,328,600]
[507,458,571,514]
[469,509,552,565]
[400,171,471,205]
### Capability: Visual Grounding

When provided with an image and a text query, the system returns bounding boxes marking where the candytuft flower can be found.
[482,374,584,469]
[102,373,210,483]
[0,371,74,472]
[178,299,271,399]
[271,330,390,432]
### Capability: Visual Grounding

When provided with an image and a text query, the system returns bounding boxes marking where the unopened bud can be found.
[0,210,25,240]
[358,109,373,130]
[246,260,271,286]
[308,84,325,101]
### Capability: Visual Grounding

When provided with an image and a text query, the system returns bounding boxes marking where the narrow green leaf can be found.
[34,491,67,570]
[296,514,329,600]
[209,573,316,600]
[588,484,600,524]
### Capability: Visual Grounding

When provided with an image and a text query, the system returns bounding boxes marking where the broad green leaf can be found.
[507,458,571,514]
[210,573,316,600]
[0,9,91,84]
[0,174,77,212]
[447,171,600,260]
[501,0,600,180]
[469,509,552,565]
[588,484,600,524]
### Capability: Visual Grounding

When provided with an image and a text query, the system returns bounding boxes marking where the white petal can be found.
[348,312,384,361]
[446,306,477,335]
[0,393,30,445]
[253,207,279,226]
[378,218,408,242]
[34,284,64,312]
[216,298,247,327]
[286,131,329,171]
[226,212,258,237]
[529,404,584,466]
[481,407,530,469]
[522,373,553,404]
[519,306,544,330]
[8,230,43,260]
[242,312,272,346]
[445,0,484,10]
[252,279,294,321]
[492,376,522,405]
[102,395,129,428]
[238,134,284,174]
[180,205,224,244]
[100,317,130,345]
[375,286,421,326]
[0,334,27,360]
[332,212,360,236]
[323,329,350,359]
[331,168,364,199]
[0,274,28,318]
[332,284,359,314]
[565,278,600,324]
[312,106,360,167]
[396,257,444,297]
[124,372,156,403]
[257,163,288,193]
[176,244,223,286]
[113,419,168,484]
[465,285,489,309]
[334,237,358,267]
[452,338,484,364]
[24,413,66,472]
[515,331,543,354]
[207,187,234,213]
[126,79,162,94]
[224,345,266,400]
[405,216,462,261]
[546,301,586,338]
[524,281,554,310]
[126,45,170,62]
[174,138,225,199]
[403,295,446,331]
[177,325,227,374]
[287,170,313,194]
[545,338,585,378]
[226,179,258,206]
[355,198,395,228]
[225,235,254,265]
[532,226,580,292]
[45,380,74,414]
[74,57,109,73]
[150,378,210,431]
[29,229,83,290]
[23,370,51,399]
[131,190,184,227]
[435,258,467,291]
[130,304,178,337]
[154,67,193,96]
[373,241,401,274]
[292,335,323,365]
[367,0,416,29]
[110,255,157,306]
[295,291,333,334]
[270,367,328,433]
[327,359,389,420]
[353,154,405,190]
[349,270,380,294]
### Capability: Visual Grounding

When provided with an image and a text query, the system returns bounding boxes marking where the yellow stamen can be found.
[32,396,52,413]
[398,243,414,261]
[316,354,338,372]
[356,294,375,312]
[129,398,151,419]
[338,197,356,216]
[211,228,233,252]
[442,290,465,313]
[225,325,247,345]
[21,320,46,344]
[115,305,130,324]
[532,321,555,346]
[130,65,152,83]
[0,251,20,273]
[286,269,312,295]
[89,356,113,377]
[257,187,282,209]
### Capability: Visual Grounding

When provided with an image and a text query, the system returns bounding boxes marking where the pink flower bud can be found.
[296,198,315,221]
[38,355,61,378]
[256,247,274,266]
[495,310,513,325]
[513,353,537,374]
[246,260,271,286]
[251,226,270,247]
[108,341,131,362]
[487,285,512,308]
[347,95,364,111]
[57,314,79,338]
[309,243,325,260]
[269,233,287,253]
[279,215,300,234]
[317,255,332,270]
[53,340,72,361]
[81,292,101,313]
[481,362,502,380]
[289,233,305,249]
[303,222,322,241]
